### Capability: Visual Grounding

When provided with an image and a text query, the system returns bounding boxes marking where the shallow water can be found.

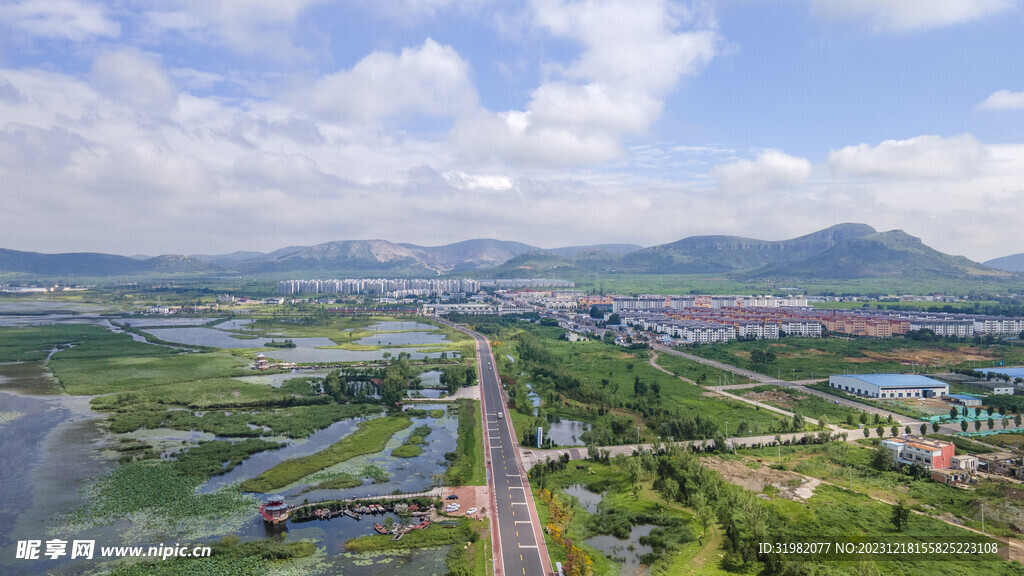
[563,484,602,514]
[545,417,591,447]
[585,524,655,576]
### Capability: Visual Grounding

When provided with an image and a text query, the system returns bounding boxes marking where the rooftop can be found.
[836,374,948,389]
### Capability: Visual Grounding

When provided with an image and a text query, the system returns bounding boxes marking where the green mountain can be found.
[614,223,878,274]
[0,249,222,276]
[0,225,1005,282]
[751,230,1006,279]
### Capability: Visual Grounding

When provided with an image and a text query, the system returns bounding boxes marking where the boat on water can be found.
[344,509,361,520]
[374,523,388,534]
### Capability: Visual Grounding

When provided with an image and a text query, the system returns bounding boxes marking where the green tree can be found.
[961,420,969,432]
[846,413,856,426]
[863,427,870,438]
[891,499,910,532]
[949,407,958,420]
[890,425,899,438]
[872,444,893,471]
[876,425,884,438]
[1015,415,1022,428]
[920,423,927,436]
[974,419,982,432]
[988,418,995,430]
[625,458,642,488]
[932,421,940,433]
[904,425,911,435]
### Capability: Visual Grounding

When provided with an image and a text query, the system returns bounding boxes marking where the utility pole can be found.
[982,503,985,535]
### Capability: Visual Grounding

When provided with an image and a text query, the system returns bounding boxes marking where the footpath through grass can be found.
[240,416,411,492]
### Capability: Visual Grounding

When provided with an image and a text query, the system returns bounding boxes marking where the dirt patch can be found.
[703,457,821,501]
[701,391,721,398]
[440,485,489,520]
[854,347,999,366]
[743,389,801,409]
[882,396,950,416]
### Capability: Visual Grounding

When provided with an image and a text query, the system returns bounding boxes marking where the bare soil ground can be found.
[743,389,799,409]
[702,456,821,501]
[883,396,951,416]
[438,485,489,520]
[849,347,998,365]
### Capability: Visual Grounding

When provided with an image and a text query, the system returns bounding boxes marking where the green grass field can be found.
[650,350,752,385]
[239,416,411,492]
[686,336,1024,381]
[738,385,865,428]
[736,441,1023,539]
[505,326,795,440]
[445,399,486,486]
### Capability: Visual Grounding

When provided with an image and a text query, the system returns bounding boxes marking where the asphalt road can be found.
[450,324,552,576]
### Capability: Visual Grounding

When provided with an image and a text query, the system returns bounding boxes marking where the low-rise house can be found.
[881,436,955,470]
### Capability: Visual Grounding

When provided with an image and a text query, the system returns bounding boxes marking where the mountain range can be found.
[0,224,1018,281]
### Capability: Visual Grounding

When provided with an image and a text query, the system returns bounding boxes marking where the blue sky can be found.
[1,0,1022,260]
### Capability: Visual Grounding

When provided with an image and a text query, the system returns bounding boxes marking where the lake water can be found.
[545,417,591,446]
[563,484,602,514]
[585,524,656,576]
[0,377,117,576]
[200,416,373,493]
[234,369,333,388]
[979,367,1024,379]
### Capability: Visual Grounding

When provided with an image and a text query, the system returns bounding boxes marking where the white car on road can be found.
[465,507,477,515]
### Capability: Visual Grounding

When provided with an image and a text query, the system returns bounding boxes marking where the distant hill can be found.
[0,224,1007,282]
[402,239,539,271]
[0,249,223,276]
[547,243,643,258]
[985,253,1024,273]
[615,223,878,274]
[751,230,1006,279]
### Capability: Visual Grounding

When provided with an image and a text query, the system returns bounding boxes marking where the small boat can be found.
[374,523,388,534]
[411,519,430,530]
[344,509,361,520]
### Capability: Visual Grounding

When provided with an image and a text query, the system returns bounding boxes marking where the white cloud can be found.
[809,0,1017,32]
[976,90,1024,111]
[0,0,119,41]
[303,39,478,123]
[827,134,988,179]
[91,49,178,117]
[443,170,514,191]
[711,150,812,194]
[452,0,718,167]
[143,0,331,58]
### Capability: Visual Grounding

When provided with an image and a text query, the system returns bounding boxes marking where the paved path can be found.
[445,320,553,576]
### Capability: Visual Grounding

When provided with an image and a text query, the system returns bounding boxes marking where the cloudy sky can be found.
[1,0,1022,260]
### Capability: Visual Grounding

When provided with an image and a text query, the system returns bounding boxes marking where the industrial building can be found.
[828,374,949,399]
